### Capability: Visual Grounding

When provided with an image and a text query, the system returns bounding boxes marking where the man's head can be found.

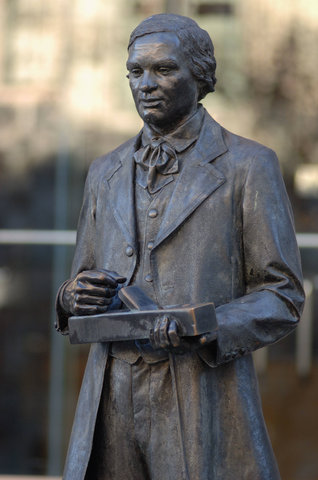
[127,14,216,134]
[128,14,217,101]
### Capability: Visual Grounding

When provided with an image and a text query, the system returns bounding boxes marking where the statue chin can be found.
[138,108,165,127]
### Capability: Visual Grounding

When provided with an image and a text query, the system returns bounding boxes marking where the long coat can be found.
[58,111,304,479]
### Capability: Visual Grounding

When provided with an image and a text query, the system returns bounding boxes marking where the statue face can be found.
[127,31,199,133]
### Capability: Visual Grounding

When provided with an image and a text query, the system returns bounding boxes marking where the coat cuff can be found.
[55,280,71,335]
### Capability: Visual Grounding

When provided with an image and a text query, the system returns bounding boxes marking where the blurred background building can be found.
[0,0,317,478]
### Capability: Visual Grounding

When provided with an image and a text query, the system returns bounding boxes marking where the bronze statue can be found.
[56,14,304,480]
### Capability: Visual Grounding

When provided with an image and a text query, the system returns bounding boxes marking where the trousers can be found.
[85,356,188,480]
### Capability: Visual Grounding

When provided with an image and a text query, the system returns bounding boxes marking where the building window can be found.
[196,2,234,15]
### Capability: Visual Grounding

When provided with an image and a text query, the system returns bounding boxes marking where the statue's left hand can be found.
[149,316,215,354]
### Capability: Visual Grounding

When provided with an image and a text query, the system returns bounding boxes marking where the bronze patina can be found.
[56,13,304,480]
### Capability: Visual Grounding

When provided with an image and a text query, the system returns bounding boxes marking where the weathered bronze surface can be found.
[55,13,305,480]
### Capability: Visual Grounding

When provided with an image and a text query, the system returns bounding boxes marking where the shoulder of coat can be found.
[219,127,279,173]
[87,133,140,180]
[222,128,275,157]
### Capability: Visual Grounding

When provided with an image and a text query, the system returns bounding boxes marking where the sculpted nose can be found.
[140,71,158,92]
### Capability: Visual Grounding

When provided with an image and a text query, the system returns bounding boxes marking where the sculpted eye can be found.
[158,67,171,75]
[129,68,143,78]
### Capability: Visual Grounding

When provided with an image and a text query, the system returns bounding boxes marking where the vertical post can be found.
[47,0,74,472]
[47,127,70,475]
[296,279,313,377]
[253,346,268,375]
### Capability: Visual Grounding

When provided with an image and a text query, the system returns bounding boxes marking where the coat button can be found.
[147,241,154,250]
[145,274,153,282]
[148,208,158,218]
[125,246,134,257]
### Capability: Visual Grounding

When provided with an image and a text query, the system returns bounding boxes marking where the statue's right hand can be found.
[61,269,126,316]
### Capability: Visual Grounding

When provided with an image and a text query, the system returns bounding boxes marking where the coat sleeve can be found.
[55,162,98,334]
[200,148,305,367]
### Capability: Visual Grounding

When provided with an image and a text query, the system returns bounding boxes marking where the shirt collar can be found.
[141,104,204,153]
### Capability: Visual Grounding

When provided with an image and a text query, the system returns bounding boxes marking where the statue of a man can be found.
[56,14,304,480]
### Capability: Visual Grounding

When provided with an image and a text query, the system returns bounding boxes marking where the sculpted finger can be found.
[167,319,181,348]
[151,317,165,349]
[102,270,126,284]
[95,269,127,286]
[77,270,118,288]
[72,304,109,316]
[75,282,116,298]
[91,286,116,298]
[75,294,111,306]
[104,287,117,298]
[152,318,161,348]
[158,316,171,348]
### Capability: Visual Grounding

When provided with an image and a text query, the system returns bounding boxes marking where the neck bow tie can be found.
[134,138,178,194]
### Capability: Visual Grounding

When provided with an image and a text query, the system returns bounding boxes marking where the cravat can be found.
[134,138,178,194]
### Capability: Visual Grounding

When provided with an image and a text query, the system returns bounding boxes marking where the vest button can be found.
[145,274,153,282]
[147,241,154,250]
[125,245,134,257]
[148,208,158,218]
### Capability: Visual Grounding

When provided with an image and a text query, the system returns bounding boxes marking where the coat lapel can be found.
[102,113,228,251]
[102,136,139,247]
[154,114,228,249]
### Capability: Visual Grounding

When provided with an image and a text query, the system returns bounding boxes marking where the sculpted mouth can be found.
[140,98,162,108]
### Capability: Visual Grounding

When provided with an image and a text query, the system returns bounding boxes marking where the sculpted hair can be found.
[128,14,217,101]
